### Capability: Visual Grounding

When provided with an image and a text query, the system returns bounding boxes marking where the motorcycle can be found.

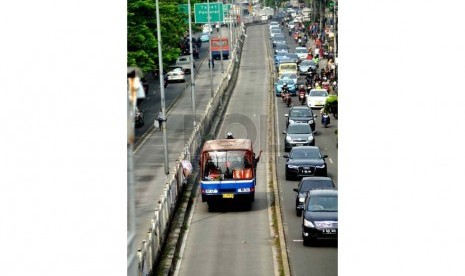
[284,92,292,107]
[281,87,289,101]
[298,90,306,105]
[321,113,330,128]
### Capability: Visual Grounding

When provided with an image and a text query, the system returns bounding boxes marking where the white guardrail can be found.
[136,38,244,276]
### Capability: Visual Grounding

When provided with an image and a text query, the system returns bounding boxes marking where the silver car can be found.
[283,123,315,152]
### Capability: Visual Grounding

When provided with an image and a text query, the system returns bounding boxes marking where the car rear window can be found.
[301,180,335,191]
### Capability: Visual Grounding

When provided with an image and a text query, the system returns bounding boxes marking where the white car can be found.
[166,67,185,83]
[202,24,212,33]
[295,47,308,60]
[307,89,329,109]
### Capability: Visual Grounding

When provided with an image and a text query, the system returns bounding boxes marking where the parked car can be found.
[293,177,336,216]
[301,189,338,245]
[307,89,329,109]
[285,105,316,130]
[283,123,315,152]
[166,66,186,83]
[283,146,328,179]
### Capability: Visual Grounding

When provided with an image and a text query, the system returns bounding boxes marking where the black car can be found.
[293,177,336,216]
[285,105,316,131]
[301,189,338,245]
[284,146,328,180]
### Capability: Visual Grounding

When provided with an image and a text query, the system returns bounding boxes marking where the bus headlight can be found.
[237,188,251,192]
[205,189,218,193]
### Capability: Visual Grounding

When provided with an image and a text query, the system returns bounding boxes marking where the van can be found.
[278,62,298,78]
[175,55,193,74]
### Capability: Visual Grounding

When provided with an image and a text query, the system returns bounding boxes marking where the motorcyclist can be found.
[226,131,234,139]
[281,83,289,100]
[298,85,306,104]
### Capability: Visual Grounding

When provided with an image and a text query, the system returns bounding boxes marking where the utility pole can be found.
[208,0,214,97]
[188,0,196,126]
[156,0,169,175]
[127,69,138,276]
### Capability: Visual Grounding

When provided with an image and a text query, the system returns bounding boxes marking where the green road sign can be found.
[178,4,189,15]
[194,2,224,24]
[224,4,231,16]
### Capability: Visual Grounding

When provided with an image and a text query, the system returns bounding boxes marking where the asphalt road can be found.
[132,27,235,249]
[273,24,339,276]
[176,24,275,276]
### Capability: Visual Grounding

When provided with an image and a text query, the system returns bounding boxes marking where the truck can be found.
[210,37,229,60]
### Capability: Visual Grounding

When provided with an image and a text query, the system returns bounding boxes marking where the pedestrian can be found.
[208,58,215,68]
[157,109,165,131]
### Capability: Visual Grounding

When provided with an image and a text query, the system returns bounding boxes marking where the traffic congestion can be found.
[129,3,338,275]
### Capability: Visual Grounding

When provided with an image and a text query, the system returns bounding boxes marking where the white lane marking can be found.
[293,239,303,242]
[329,158,333,164]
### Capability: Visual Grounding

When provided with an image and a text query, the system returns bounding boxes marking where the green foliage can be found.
[128,0,192,74]
[324,95,338,114]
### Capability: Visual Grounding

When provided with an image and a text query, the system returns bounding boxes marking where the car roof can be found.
[290,106,311,110]
[301,176,333,182]
[308,189,338,196]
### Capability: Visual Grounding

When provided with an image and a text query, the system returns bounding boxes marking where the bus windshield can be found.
[202,150,253,180]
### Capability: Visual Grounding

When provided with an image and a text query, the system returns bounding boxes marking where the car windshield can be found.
[290,109,312,117]
[300,60,315,66]
[282,73,297,79]
[278,79,294,85]
[300,180,334,192]
[287,54,299,59]
[296,48,307,53]
[287,124,311,134]
[307,195,338,212]
[276,44,288,49]
[290,148,320,159]
[310,90,328,97]
[271,29,281,33]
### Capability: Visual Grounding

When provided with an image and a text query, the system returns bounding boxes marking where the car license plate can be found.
[323,229,337,234]
[223,194,234,199]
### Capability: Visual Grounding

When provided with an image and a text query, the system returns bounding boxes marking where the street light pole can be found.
[333,0,337,59]
[156,0,169,175]
[207,0,214,97]
[188,0,196,126]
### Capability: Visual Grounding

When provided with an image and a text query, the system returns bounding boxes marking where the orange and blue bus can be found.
[200,139,256,210]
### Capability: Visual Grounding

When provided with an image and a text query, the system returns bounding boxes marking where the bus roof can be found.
[202,139,252,152]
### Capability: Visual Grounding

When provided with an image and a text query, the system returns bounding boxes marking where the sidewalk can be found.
[132,32,235,247]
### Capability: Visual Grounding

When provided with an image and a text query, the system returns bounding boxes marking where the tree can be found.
[128,0,190,74]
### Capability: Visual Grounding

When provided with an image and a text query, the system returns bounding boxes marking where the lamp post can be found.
[188,0,196,126]
[207,0,214,97]
[156,0,169,175]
